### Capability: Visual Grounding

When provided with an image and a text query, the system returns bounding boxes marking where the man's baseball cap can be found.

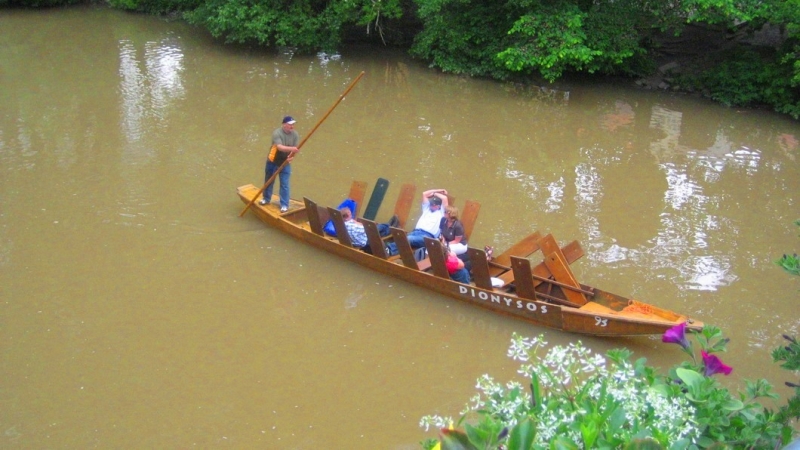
[282,116,296,124]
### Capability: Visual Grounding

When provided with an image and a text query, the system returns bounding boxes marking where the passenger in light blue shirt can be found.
[341,207,395,253]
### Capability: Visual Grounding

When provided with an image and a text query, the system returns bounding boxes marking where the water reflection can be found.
[145,38,185,114]
[778,133,798,160]
[574,158,603,244]
[117,35,186,228]
[649,105,684,160]
[118,35,185,156]
[601,101,635,132]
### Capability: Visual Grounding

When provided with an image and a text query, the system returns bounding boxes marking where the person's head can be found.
[445,205,459,220]
[429,196,442,211]
[281,115,296,132]
[339,206,352,220]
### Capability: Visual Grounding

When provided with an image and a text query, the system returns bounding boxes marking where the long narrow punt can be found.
[237,182,703,337]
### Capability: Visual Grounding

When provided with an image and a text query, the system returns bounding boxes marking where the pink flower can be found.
[662,322,690,349]
[702,351,733,376]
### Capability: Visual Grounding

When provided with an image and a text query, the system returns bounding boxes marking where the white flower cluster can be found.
[468,374,531,425]
[418,414,452,432]
[422,333,700,447]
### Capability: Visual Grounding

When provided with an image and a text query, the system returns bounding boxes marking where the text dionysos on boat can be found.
[458,286,549,314]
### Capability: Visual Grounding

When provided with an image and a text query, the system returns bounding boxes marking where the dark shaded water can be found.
[1,5,798,448]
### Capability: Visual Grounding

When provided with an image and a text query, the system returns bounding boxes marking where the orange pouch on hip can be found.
[268,144,278,162]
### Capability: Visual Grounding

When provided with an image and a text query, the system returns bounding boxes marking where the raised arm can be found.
[435,192,449,208]
[422,188,448,202]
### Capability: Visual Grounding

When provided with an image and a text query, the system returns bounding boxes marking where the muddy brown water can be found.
[1,5,799,448]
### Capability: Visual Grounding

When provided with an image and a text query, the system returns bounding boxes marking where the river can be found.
[1,5,799,448]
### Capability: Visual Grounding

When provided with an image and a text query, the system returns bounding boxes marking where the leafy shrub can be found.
[0,0,83,6]
[677,48,800,119]
[409,0,513,79]
[776,220,800,276]
[184,0,403,52]
[107,0,201,15]
[421,326,799,449]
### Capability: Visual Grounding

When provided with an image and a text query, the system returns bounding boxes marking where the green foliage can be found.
[498,1,653,82]
[778,253,800,276]
[409,0,800,118]
[680,0,759,25]
[409,0,513,79]
[683,49,800,119]
[107,0,201,14]
[0,0,83,6]
[421,328,800,449]
[184,0,404,52]
[776,221,800,276]
[410,0,655,81]
[773,221,800,432]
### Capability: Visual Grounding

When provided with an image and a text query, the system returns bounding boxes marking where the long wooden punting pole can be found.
[239,71,366,217]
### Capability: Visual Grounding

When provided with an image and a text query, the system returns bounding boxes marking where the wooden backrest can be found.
[326,207,353,247]
[543,251,588,305]
[460,199,481,240]
[537,234,563,262]
[511,256,537,301]
[363,177,390,220]
[529,240,584,286]
[304,197,325,236]
[490,231,543,277]
[392,183,416,228]
[424,237,450,279]
[468,247,493,290]
[348,180,368,218]
[361,218,388,259]
[389,227,418,269]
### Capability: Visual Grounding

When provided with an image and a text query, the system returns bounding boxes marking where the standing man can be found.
[260,115,300,212]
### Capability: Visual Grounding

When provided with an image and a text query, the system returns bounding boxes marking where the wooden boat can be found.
[237,179,703,337]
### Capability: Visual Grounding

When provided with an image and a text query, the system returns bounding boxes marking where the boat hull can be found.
[237,184,702,337]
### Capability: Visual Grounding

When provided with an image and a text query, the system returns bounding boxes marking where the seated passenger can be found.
[406,189,448,249]
[439,205,467,255]
[441,237,471,284]
[341,207,396,253]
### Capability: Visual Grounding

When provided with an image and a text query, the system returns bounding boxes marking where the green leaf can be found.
[550,435,581,450]
[721,398,744,411]
[580,420,599,448]
[696,436,716,447]
[440,428,479,450]
[676,368,704,390]
[507,417,536,450]
[531,372,542,409]
[463,423,490,447]
[623,438,665,449]
[608,407,626,434]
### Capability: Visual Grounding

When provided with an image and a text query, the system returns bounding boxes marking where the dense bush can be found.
[420,327,800,449]
[106,0,200,15]
[411,0,658,82]
[411,0,798,117]
[677,48,800,119]
[183,0,404,51]
[0,0,83,6]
